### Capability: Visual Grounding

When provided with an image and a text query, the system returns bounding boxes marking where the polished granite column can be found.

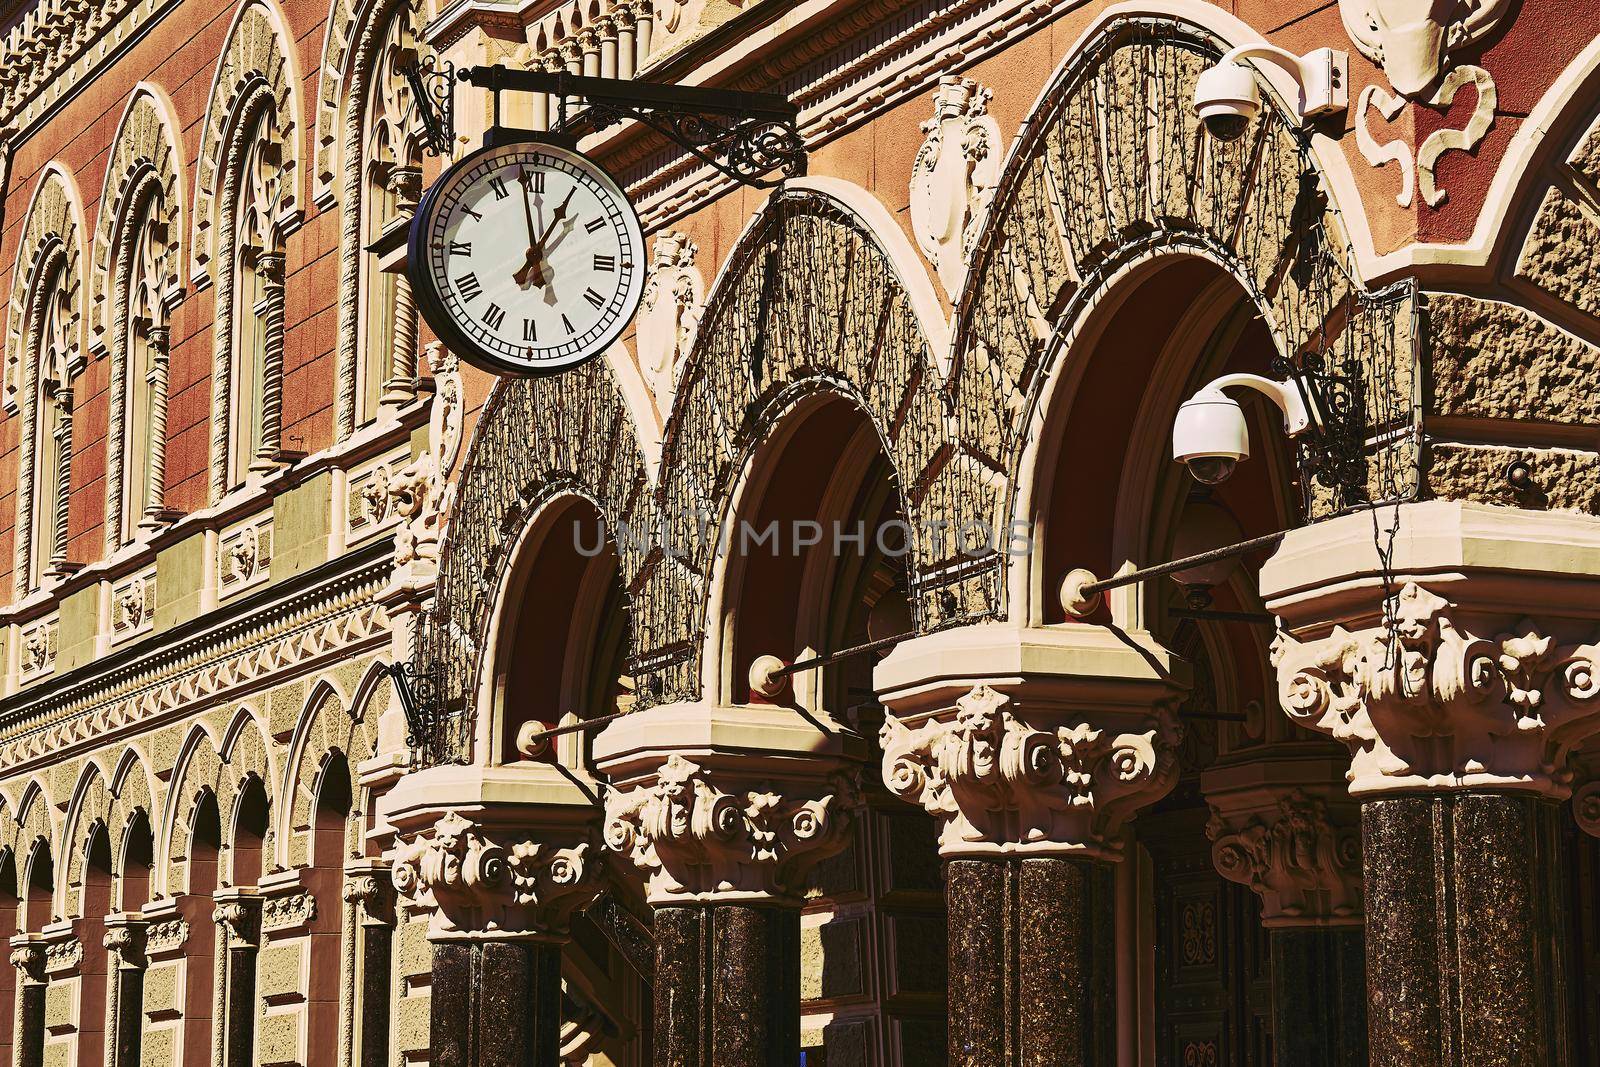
[381,765,604,1067]
[1262,505,1600,1067]
[876,626,1187,1067]
[594,701,865,1067]
[1362,792,1568,1067]
[1204,751,1367,1066]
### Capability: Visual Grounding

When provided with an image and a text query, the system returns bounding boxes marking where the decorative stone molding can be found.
[909,75,1001,300]
[19,615,58,683]
[260,891,318,934]
[1342,0,1507,207]
[110,569,157,646]
[603,753,859,904]
[1207,789,1362,928]
[212,900,260,946]
[1272,581,1600,797]
[103,924,147,968]
[389,811,600,941]
[343,873,393,924]
[636,230,704,419]
[880,684,1180,860]
[218,516,273,598]
[43,936,82,973]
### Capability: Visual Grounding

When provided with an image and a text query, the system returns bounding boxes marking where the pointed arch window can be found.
[345,2,420,432]
[25,258,76,589]
[114,189,176,543]
[224,103,288,491]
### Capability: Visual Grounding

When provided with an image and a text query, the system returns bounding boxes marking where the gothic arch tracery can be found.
[93,87,185,547]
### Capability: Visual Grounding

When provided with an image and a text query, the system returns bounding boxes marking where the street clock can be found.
[408,140,646,376]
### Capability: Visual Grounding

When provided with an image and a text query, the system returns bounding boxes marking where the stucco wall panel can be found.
[1516,186,1600,319]
[1427,442,1600,514]
[1429,293,1600,423]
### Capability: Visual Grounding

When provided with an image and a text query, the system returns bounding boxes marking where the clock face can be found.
[409,141,645,376]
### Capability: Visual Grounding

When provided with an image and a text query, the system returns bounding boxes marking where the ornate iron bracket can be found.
[403,55,456,156]
[459,66,806,189]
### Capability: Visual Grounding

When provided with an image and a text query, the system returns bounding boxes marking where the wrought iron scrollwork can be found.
[402,55,455,157]
[578,105,806,188]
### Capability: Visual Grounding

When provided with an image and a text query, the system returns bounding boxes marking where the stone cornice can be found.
[0,540,394,772]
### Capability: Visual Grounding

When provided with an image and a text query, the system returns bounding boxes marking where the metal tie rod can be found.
[1059,531,1286,617]
[460,66,798,121]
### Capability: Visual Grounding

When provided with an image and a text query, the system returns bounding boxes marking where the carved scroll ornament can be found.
[1272,582,1600,796]
[390,811,599,940]
[880,685,1181,860]
[909,75,1001,300]
[603,753,859,904]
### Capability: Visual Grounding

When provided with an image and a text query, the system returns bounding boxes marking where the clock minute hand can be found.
[536,188,576,252]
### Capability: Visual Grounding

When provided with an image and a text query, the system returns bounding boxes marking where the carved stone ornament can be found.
[103,925,147,968]
[909,75,1002,299]
[603,754,860,904]
[1341,0,1509,207]
[144,918,190,955]
[1207,790,1362,927]
[1573,778,1600,839]
[44,937,82,973]
[9,943,44,982]
[260,891,318,934]
[211,901,260,946]
[880,685,1182,860]
[636,231,704,419]
[389,811,600,941]
[385,343,462,582]
[343,874,392,922]
[1272,582,1600,797]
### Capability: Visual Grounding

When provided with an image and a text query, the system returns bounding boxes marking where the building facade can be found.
[0,0,1597,1063]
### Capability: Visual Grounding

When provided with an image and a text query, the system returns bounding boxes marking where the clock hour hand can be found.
[535,188,576,251]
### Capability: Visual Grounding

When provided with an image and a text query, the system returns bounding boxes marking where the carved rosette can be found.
[603,754,860,904]
[1206,790,1362,928]
[389,811,600,941]
[1272,582,1600,796]
[879,685,1181,860]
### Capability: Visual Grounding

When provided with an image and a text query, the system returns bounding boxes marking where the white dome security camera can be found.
[1172,374,1313,485]
[1194,44,1348,138]
[1194,60,1260,142]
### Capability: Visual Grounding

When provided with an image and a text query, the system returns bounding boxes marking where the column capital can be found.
[8,937,44,983]
[102,916,148,969]
[874,625,1187,860]
[211,891,261,947]
[379,763,602,941]
[594,702,865,904]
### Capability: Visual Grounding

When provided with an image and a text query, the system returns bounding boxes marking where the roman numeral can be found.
[483,303,506,330]
[462,207,482,221]
[584,218,605,234]
[522,318,537,342]
[593,254,615,272]
[520,169,545,193]
[583,287,606,309]
[489,175,509,200]
[449,241,471,256]
[456,273,482,301]
[561,314,575,335]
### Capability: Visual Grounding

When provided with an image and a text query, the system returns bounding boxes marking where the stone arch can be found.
[217,705,277,883]
[639,182,990,706]
[91,85,187,549]
[419,353,657,764]
[5,163,86,411]
[61,759,112,917]
[10,778,58,923]
[279,677,376,868]
[160,723,224,897]
[190,0,304,286]
[952,15,1416,622]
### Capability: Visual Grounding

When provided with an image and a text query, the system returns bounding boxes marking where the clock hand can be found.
[535,188,576,250]
[518,169,539,251]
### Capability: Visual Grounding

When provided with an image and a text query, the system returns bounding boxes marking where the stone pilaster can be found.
[1262,501,1600,1067]
[1203,751,1366,1065]
[10,937,46,1067]
[102,915,147,1067]
[874,624,1186,1067]
[212,890,261,1067]
[343,866,394,1067]
[250,249,287,474]
[380,763,603,1067]
[593,701,865,1067]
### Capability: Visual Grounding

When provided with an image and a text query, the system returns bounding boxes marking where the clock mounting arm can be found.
[404,59,806,190]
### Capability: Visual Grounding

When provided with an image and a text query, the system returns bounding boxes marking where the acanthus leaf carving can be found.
[389,811,599,940]
[603,753,859,904]
[1272,582,1600,796]
[1206,789,1362,927]
[910,76,1002,300]
[879,685,1181,860]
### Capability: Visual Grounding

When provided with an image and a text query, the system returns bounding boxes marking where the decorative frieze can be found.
[880,684,1181,860]
[219,516,273,598]
[260,891,318,934]
[1272,581,1600,796]
[390,811,600,941]
[603,753,860,904]
[143,917,189,956]
[43,936,82,973]
[1206,789,1362,928]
